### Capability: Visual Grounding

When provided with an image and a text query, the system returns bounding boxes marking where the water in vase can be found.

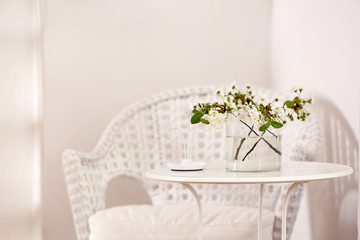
[225,135,282,172]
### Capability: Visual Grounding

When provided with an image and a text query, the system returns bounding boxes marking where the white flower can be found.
[224,95,237,109]
[253,95,260,104]
[209,110,217,117]
[225,81,237,92]
[291,86,301,92]
[231,80,237,88]
[258,93,271,105]
[229,102,237,110]
[272,100,282,112]
[203,114,211,122]
[236,108,251,122]
[278,95,285,102]
[302,99,313,114]
[245,83,253,89]
[214,87,224,96]
[248,108,261,129]
[218,97,225,105]
[279,109,288,120]
[205,110,227,129]
[272,101,287,120]
[311,97,316,104]
[290,91,298,99]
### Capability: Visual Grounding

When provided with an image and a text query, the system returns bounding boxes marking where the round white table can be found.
[146,161,353,240]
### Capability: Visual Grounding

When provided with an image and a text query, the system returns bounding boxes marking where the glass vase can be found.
[225,116,282,172]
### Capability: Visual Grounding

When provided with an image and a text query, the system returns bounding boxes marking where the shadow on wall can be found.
[307,96,358,240]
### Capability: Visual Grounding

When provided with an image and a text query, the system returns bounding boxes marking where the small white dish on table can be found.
[166,159,206,171]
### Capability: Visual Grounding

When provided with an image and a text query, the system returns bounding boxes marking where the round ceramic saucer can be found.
[166,160,206,171]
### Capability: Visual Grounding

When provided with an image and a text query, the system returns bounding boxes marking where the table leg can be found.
[181,183,203,240]
[281,182,306,239]
[258,183,264,240]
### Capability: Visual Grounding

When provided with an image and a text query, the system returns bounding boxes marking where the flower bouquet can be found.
[190,82,312,171]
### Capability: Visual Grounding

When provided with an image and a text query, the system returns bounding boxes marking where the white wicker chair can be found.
[63,85,321,240]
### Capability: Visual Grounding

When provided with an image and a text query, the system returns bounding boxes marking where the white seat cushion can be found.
[89,204,275,240]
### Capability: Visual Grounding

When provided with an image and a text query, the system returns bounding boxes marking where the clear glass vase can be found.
[225,116,282,172]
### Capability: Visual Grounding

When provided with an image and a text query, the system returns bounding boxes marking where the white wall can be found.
[271,0,360,239]
[271,0,360,138]
[42,1,271,239]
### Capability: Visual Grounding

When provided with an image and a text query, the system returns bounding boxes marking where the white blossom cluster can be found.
[215,83,266,129]
[203,110,228,129]
[191,81,312,132]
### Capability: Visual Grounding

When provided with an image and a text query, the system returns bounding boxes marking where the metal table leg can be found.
[181,181,306,240]
[281,182,306,239]
[182,183,203,240]
[258,183,264,240]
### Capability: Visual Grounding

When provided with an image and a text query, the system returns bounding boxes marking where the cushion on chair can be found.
[89,204,275,240]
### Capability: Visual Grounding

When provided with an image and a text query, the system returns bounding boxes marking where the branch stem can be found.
[232,119,282,162]
[239,120,259,136]
[234,125,255,160]
[241,138,261,161]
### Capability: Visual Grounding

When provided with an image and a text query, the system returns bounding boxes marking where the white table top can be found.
[146,161,353,184]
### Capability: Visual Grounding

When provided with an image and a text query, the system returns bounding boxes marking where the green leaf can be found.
[191,113,203,124]
[284,100,293,107]
[201,119,210,124]
[259,122,271,132]
[271,121,283,129]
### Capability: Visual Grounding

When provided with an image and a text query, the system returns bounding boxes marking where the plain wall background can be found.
[271,0,360,139]
[42,1,271,239]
